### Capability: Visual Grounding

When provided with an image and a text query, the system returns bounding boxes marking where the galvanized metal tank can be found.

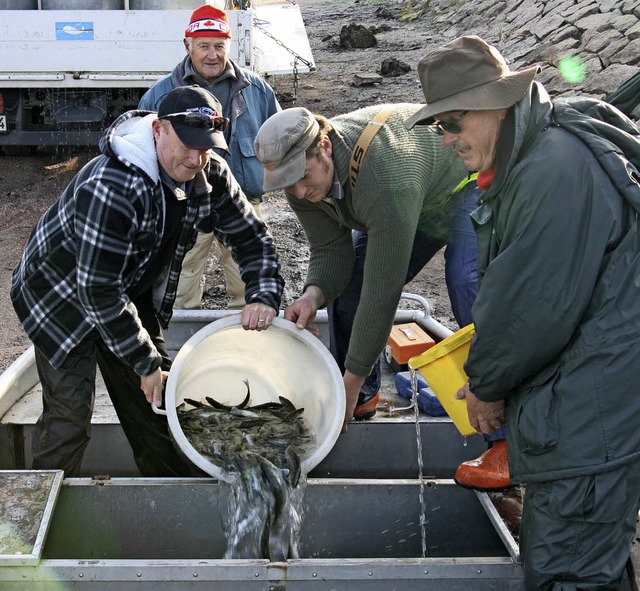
[129,0,213,8]
[0,0,37,8]
[0,473,523,590]
[41,0,123,8]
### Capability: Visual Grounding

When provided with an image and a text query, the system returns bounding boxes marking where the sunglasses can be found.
[160,111,229,132]
[430,110,468,135]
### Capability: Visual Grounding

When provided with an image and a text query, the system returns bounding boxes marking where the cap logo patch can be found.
[187,18,230,35]
[185,106,221,117]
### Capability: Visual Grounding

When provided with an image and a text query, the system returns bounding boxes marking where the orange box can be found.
[387,323,435,364]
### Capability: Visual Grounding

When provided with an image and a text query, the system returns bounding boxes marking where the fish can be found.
[204,377,252,411]
[177,379,311,561]
[284,445,301,488]
[257,455,291,562]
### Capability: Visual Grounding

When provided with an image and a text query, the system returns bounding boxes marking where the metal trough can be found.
[0,474,521,590]
[0,299,524,588]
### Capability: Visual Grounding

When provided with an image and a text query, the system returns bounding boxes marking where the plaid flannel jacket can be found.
[11,111,283,376]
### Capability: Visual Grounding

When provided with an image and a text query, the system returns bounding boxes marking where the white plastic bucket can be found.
[163,316,345,482]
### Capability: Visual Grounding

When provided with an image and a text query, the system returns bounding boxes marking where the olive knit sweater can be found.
[286,103,469,377]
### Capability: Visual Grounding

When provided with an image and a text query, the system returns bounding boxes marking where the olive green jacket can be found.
[286,104,468,377]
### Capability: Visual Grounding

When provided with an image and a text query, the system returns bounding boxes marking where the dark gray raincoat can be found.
[465,81,640,484]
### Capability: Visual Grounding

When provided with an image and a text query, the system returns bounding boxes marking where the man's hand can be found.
[241,303,277,331]
[284,286,325,333]
[141,367,167,408]
[342,370,365,433]
[456,382,505,434]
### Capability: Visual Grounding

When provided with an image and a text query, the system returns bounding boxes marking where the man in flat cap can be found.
[12,85,283,478]
[408,35,640,590]
[139,4,280,312]
[254,104,479,431]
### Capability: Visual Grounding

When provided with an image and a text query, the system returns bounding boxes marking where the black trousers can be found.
[32,297,195,477]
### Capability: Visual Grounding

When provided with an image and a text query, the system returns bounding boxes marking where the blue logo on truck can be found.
[56,22,94,41]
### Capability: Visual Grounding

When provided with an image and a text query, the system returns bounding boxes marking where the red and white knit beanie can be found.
[185,5,232,40]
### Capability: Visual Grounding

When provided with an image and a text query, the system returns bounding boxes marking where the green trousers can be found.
[520,462,640,590]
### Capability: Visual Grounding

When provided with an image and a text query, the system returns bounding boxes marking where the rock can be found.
[277,92,296,103]
[353,72,383,86]
[374,6,396,19]
[589,63,640,96]
[609,38,640,66]
[583,28,625,54]
[370,24,393,34]
[380,57,411,77]
[527,12,566,41]
[339,23,377,49]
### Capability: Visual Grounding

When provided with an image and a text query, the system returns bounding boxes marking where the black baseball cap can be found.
[157,85,229,151]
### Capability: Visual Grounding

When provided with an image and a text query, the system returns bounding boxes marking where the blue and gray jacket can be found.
[139,57,281,200]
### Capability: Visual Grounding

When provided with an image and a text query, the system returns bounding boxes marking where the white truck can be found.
[0,0,314,153]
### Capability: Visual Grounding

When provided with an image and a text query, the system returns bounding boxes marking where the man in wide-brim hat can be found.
[407,35,640,590]
[408,37,541,497]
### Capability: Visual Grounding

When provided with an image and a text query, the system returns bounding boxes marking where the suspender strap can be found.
[348,111,477,195]
[452,172,479,194]
[349,108,395,192]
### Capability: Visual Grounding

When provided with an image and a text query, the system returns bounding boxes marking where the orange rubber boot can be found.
[352,392,380,420]
[454,439,511,491]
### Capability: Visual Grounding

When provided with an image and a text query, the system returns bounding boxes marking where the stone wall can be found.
[429,0,640,120]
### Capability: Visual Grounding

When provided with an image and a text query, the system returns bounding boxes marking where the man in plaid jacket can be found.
[11,86,283,477]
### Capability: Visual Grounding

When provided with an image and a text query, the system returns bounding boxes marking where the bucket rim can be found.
[408,323,475,369]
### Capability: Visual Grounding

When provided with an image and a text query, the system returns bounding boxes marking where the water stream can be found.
[410,368,428,558]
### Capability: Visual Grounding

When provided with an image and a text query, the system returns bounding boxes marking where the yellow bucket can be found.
[408,324,478,436]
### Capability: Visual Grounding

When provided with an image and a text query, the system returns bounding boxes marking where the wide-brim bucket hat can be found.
[406,35,540,129]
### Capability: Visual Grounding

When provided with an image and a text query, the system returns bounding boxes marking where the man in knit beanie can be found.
[254,105,478,431]
[139,4,280,311]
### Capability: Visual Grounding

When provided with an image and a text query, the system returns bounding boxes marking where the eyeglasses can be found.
[430,111,468,135]
[159,111,229,132]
